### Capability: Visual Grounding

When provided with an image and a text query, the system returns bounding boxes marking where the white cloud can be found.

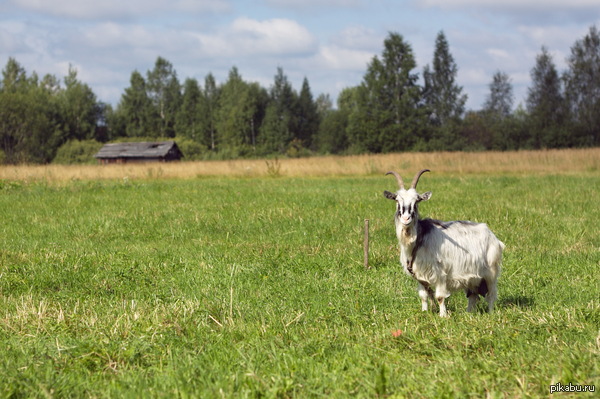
[10,0,231,19]
[517,24,591,51]
[0,21,25,53]
[195,17,317,57]
[52,16,319,104]
[316,45,373,70]
[310,26,379,71]
[511,71,530,85]
[418,0,600,25]
[231,17,316,54]
[331,26,381,51]
[515,24,595,71]
[265,0,363,8]
[419,0,600,9]
[82,23,155,49]
[460,68,489,86]
[175,0,232,13]
[486,48,511,60]
[71,17,318,69]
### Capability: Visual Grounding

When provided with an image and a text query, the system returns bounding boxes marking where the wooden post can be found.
[364,219,369,269]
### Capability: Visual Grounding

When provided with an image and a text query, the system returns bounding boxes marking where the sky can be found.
[1,0,599,111]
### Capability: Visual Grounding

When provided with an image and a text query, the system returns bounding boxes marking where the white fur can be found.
[386,186,504,317]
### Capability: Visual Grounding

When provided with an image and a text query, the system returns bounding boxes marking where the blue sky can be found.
[1,0,599,110]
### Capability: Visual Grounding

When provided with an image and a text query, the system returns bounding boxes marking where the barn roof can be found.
[94,141,182,159]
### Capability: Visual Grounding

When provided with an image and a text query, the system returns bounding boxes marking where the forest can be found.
[0,25,598,164]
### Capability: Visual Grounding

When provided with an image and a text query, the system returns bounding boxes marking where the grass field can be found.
[0,151,599,397]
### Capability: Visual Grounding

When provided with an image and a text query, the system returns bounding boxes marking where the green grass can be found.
[0,174,598,398]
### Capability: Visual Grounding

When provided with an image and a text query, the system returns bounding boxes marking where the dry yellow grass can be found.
[1,148,598,182]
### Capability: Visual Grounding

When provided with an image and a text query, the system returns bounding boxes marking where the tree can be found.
[203,73,219,151]
[316,87,359,154]
[146,57,181,137]
[315,93,333,116]
[0,59,55,163]
[314,90,354,154]
[483,71,515,149]
[216,67,263,156]
[117,71,153,137]
[176,78,204,141]
[564,25,600,146]
[347,32,425,153]
[296,77,320,150]
[246,82,269,150]
[484,71,513,118]
[422,31,467,150]
[259,67,298,154]
[526,47,566,148]
[57,65,101,143]
[1,57,27,92]
[459,111,491,150]
[40,73,61,95]
[0,91,54,163]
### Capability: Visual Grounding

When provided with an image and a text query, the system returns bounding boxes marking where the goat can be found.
[383,169,504,317]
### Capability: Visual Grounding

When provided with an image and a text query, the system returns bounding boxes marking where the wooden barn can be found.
[94,141,183,165]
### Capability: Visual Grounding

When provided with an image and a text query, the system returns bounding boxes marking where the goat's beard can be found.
[396,217,418,246]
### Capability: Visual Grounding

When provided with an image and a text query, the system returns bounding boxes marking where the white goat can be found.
[384,169,504,317]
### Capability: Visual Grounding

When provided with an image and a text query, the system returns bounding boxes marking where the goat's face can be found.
[384,188,431,227]
[383,169,432,227]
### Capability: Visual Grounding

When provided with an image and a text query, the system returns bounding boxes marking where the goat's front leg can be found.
[437,297,449,317]
[436,286,451,317]
[417,283,433,311]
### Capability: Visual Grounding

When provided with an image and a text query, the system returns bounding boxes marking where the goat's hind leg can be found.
[485,279,498,312]
[466,278,488,312]
[466,291,479,312]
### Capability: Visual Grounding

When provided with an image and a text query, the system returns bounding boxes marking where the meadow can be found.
[1,148,599,182]
[0,150,598,397]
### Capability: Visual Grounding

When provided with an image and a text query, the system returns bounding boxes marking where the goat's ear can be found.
[419,191,432,202]
[383,190,397,200]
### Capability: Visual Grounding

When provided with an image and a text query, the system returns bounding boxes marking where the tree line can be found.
[1,25,599,164]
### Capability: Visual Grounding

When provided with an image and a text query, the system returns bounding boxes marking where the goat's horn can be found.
[410,169,430,189]
[386,171,405,190]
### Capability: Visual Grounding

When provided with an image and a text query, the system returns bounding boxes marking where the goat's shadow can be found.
[426,295,535,314]
[497,295,535,310]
